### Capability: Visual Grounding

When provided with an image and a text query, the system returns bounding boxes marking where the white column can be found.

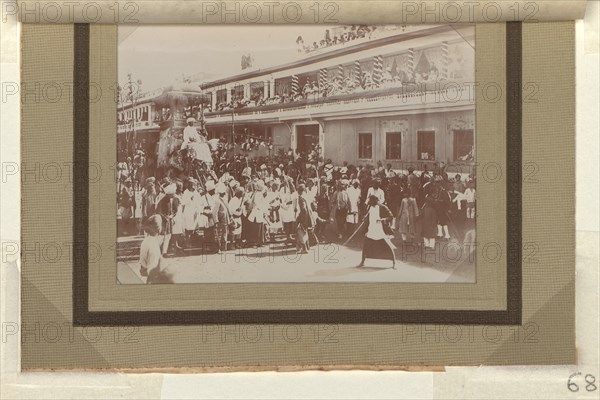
[263,80,269,98]
[211,91,217,109]
[244,83,250,99]
[226,84,232,103]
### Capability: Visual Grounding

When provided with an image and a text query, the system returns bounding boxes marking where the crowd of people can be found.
[208,67,442,114]
[296,25,380,53]
[118,130,477,282]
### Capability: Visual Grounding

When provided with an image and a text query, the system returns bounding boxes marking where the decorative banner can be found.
[407,48,415,82]
[373,55,384,85]
[337,64,345,81]
[442,41,449,80]
[353,60,363,88]
[318,68,328,95]
[291,75,299,97]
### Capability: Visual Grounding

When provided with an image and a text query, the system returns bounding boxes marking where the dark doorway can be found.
[296,124,319,154]
[453,129,474,161]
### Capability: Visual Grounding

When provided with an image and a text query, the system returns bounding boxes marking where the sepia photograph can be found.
[115,24,477,284]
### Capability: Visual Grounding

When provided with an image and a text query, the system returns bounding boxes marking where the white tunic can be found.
[346,186,361,223]
[228,196,243,235]
[248,191,268,224]
[305,186,317,206]
[181,189,201,231]
[366,187,385,205]
[366,206,386,240]
[181,126,213,164]
[196,194,216,228]
[171,196,185,235]
[139,235,161,271]
[279,187,296,223]
[464,188,476,203]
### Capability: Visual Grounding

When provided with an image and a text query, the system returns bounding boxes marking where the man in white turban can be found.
[181,117,213,165]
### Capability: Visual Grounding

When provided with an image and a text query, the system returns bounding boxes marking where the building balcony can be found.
[204,81,475,125]
[117,120,161,134]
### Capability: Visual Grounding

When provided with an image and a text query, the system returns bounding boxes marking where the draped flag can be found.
[337,64,344,81]
[415,51,431,76]
[291,75,299,97]
[390,57,398,78]
[318,68,328,96]
[407,48,415,81]
[353,60,363,88]
[441,41,449,80]
[372,55,384,85]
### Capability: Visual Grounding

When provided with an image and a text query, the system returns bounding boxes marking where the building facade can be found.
[199,24,475,174]
[117,25,476,176]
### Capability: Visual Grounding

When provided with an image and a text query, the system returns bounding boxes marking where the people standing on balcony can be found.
[296,35,304,52]
[303,78,314,98]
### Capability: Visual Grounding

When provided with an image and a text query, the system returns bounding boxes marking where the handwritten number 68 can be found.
[568,373,597,392]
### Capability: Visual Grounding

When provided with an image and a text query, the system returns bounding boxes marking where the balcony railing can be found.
[204,81,474,122]
[117,120,161,134]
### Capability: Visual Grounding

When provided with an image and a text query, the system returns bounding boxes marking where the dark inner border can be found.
[73,23,522,326]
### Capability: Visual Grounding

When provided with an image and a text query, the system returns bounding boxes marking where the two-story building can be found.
[198,24,475,174]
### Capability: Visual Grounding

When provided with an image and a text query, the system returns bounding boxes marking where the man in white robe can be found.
[181,117,213,165]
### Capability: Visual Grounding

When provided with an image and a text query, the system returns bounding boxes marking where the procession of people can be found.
[118,119,476,282]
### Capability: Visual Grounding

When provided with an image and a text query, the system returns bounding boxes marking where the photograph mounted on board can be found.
[115,24,477,284]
